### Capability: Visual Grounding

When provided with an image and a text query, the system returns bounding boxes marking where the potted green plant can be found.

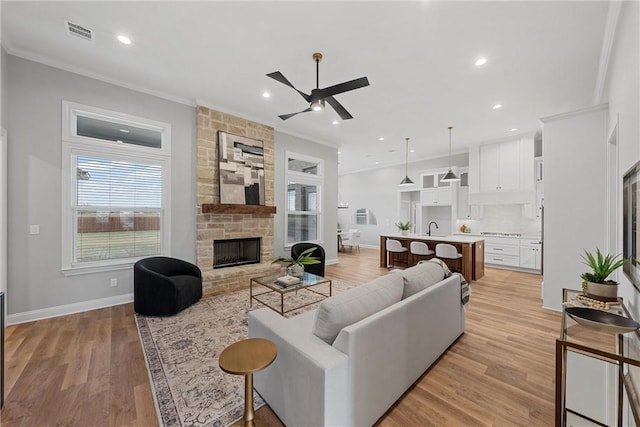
[580,248,625,299]
[395,221,412,236]
[272,246,320,277]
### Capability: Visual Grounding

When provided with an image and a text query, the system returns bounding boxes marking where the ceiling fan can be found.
[267,52,370,121]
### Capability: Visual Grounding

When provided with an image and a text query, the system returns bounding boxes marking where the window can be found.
[62,101,171,274]
[285,152,323,246]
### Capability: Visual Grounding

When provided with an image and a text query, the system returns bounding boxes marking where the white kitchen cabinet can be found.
[536,186,544,218]
[469,136,535,204]
[519,242,542,270]
[421,187,452,206]
[456,187,482,219]
[484,236,520,267]
[420,170,454,206]
[479,139,520,192]
[535,157,543,183]
[458,187,470,219]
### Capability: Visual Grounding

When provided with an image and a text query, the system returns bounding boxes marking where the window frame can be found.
[284,151,324,248]
[61,101,172,275]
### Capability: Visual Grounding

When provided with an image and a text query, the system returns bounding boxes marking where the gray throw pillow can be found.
[312,274,404,344]
[399,260,446,299]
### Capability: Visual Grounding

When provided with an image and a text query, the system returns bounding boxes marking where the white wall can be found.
[603,0,640,321]
[6,55,196,319]
[273,131,338,264]
[541,104,608,312]
[1,47,5,129]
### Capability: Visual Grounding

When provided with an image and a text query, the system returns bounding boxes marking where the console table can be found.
[556,288,640,426]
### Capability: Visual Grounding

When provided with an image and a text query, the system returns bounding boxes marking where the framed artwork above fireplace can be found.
[218,131,265,205]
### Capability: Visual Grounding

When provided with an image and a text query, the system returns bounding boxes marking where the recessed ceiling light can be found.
[117,34,132,45]
[375,161,380,165]
[262,91,271,98]
[493,104,503,110]
[410,149,415,153]
[510,128,518,132]
[337,150,341,155]
[332,120,339,125]
[474,57,488,67]
[119,128,130,133]
[378,137,384,141]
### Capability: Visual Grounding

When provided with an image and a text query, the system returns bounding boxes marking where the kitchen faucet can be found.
[427,221,439,236]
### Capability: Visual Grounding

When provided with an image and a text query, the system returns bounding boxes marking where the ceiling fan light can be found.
[311,99,325,111]
[440,169,460,182]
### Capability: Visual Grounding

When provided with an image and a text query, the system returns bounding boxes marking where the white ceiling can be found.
[1,1,610,174]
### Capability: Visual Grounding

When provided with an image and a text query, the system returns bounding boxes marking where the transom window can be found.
[285,152,323,246]
[62,101,171,274]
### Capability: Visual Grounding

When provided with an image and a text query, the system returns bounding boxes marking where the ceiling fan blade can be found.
[325,96,353,120]
[315,76,370,100]
[266,71,311,102]
[278,107,313,121]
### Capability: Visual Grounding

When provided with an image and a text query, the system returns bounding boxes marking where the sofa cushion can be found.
[398,260,447,299]
[312,274,404,344]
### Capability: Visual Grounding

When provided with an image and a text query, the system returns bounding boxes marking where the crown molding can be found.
[3,44,197,107]
[539,103,609,124]
[593,0,622,104]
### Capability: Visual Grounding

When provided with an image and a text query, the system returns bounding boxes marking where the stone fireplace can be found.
[196,106,277,295]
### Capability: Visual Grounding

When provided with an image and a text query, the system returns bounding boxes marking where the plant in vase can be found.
[272,247,320,278]
[580,248,625,299]
[395,221,412,236]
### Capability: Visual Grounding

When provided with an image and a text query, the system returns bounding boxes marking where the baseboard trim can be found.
[7,293,134,325]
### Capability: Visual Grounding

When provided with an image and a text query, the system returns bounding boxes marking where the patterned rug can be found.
[135,279,354,427]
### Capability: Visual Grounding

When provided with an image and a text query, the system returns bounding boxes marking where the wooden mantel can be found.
[201,204,277,214]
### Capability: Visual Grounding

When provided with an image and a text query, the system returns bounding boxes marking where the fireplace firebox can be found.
[213,237,261,269]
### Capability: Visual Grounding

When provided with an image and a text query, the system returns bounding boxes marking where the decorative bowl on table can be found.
[565,306,640,334]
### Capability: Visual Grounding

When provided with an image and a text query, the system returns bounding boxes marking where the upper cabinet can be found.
[478,139,521,191]
[469,135,535,204]
[420,170,454,206]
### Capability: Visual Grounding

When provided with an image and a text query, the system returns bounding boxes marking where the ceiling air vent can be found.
[64,20,94,42]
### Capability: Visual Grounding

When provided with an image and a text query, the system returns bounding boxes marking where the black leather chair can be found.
[134,256,203,316]
[291,243,326,277]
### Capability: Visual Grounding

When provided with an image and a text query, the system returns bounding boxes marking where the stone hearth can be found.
[196,106,277,295]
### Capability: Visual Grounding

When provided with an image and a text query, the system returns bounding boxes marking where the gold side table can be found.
[219,338,277,427]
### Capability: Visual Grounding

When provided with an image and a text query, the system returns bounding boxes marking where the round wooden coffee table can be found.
[219,338,277,427]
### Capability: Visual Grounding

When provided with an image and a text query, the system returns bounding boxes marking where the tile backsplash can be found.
[456,204,542,236]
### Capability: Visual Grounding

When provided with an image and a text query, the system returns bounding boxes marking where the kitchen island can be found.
[380,234,485,282]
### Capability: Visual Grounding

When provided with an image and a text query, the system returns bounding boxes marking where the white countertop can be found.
[382,233,485,243]
[453,232,541,240]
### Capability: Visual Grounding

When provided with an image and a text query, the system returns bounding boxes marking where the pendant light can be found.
[399,137,414,186]
[440,126,460,182]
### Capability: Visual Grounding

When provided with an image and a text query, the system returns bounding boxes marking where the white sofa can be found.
[248,261,466,427]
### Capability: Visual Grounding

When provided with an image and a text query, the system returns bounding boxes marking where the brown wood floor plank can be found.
[2,248,559,426]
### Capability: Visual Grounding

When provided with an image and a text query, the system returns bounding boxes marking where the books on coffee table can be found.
[275,275,301,286]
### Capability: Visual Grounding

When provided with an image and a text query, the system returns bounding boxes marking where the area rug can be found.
[135,279,355,427]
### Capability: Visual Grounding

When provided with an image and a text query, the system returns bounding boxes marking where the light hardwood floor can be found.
[1,248,559,426]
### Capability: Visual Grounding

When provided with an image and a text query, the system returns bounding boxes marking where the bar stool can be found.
[410,241,435,265]
[386,239,408,270]
[435,243,462,273]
